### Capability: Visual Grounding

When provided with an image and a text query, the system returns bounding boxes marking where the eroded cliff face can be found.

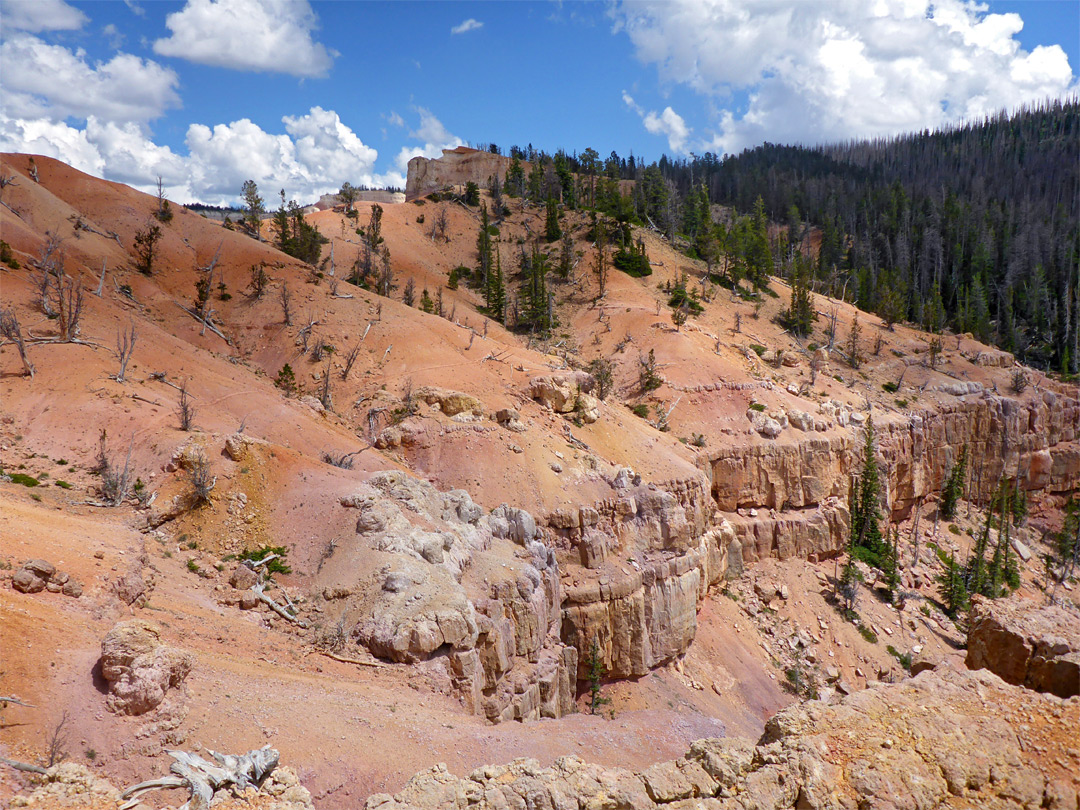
[541,388,1079,686]
[711,391,1079,516]
[320,384,1078,719]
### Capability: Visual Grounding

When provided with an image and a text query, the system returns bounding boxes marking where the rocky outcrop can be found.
[966,595,1080,698]
[324,472,577,723]
[366,665,1080,810]
[406,147,519,200]
[11,558,82,597]
[99,620,194,715]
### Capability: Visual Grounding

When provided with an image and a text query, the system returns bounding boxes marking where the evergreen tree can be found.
[558,230,574,279]
[785,254,816,337]
[746,195,772,286]
[241,179,264,238]
[940,444,968,519]
[505,156,524,198]
[484,249,506,322]
[545,197,561,242]
[477,204,493,288]
[273,189,290,253]
[850,415,884,559]
[935,548,969,618]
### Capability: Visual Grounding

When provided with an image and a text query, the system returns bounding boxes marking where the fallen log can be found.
[119,746,279,810]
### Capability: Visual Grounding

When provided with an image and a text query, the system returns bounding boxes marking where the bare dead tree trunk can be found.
[55,277,83,342]
[177,379,195,431]
[115,321,137,382]
[279,285,292,325]
[0,309,35,377]
[119,747,280,810]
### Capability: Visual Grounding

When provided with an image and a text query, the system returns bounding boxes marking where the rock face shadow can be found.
[91,658,109,696]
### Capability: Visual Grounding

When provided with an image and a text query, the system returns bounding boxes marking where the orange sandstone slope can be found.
[2,152,1078,807]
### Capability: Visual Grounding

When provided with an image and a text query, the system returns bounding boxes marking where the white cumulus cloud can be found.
[451,18,483,35]
[154,0,336,78]
[0,33,181,123]
[394,107,465,173]
[2,105,391,205]
[624,92,692,154]
[0,0,87,32]
[612,0,1078,153]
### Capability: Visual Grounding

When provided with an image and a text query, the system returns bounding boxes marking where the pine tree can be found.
[586,638,610,715]
[558,230,574,278]
[848,313,863,369]
[940,445,968,519]
[786,254,816,337]
[485,249,506,322]
[241,179,264,239]
[850,415,883,559]
[545,197,561,242]
[935,548,969,618]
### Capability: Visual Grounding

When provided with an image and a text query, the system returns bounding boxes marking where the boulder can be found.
[966,595,1080,698]
[786,410,814,431]
[12,566,46,594]
[747,409,783,438]
[11,559,80,597]
[99,620,194,715]
[529,376,577,413]
[415,386,484,417]
[229,563,260,590]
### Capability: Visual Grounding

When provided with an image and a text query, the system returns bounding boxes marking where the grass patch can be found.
[630,403,650,419]
[748,402,766,412]
[749,344,766,357]
[55,480,72,489]
[858,624,878,644]
[7,472,40,487]
[882,381,898,393]
[887,645,913,671]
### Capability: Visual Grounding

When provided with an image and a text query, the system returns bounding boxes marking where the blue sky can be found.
[1,0,1076,205]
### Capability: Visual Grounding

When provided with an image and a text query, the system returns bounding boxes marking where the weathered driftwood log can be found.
[252,582,308,627]
[118,746,279,810]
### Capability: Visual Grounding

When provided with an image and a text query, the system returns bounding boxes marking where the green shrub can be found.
[858,624,878,644]
[630,403,650,418]
[7,473,39,487]
[749,344,766,356]
[748,402,766,412]
[275,363,297,395]
[186,559,200,573]
[887,644,912,671]
[882,381,898,393]
[239,545,291,575]
[0,239,20,269]
[55,480,72,489]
